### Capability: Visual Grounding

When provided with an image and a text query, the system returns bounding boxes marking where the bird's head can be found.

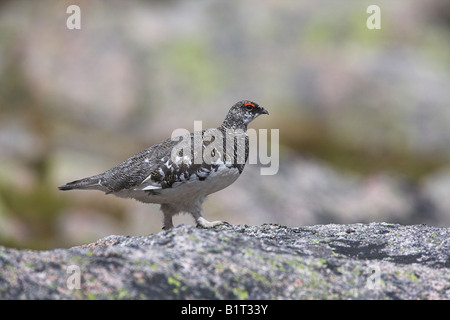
[221,100,269,130]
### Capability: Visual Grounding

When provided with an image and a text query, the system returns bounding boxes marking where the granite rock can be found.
[0,223,449,299]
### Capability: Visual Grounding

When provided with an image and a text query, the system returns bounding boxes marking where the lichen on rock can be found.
[0,223,449,299]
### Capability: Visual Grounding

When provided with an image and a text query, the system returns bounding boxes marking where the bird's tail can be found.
[58,175,108,192]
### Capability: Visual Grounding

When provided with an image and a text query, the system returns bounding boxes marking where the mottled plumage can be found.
[59,100,268,229]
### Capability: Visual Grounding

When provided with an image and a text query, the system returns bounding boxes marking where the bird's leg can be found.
[195,216,230,229]
[161,204,175,230]
[162,215,174,230]
[189,198,230,228]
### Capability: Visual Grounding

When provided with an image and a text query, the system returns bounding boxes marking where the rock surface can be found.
[0,223,449,299]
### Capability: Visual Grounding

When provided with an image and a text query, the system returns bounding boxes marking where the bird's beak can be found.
[260,108,269,115]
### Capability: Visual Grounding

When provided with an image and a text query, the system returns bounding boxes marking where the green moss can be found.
[117,288,132,299]
[286,257,305,268]
[404,271,419,283]
[168,274,187,295]
[219,235,231,242]
[215,261,224,271]
[317,258,328,267]
[188,234,198,242]
[23,261,36,269]
[168,276,181,288]
[232,286,249,300]
[85,292,98,300]
[131,260,158,269]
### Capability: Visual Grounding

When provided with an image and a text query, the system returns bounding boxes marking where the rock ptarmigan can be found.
[59,100,268,229]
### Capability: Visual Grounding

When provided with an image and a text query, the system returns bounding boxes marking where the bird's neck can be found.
[220,117,248,132]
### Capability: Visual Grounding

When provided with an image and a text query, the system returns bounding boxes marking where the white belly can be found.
[113,166,241,204]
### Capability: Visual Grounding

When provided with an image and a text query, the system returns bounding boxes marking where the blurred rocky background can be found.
[0,0,449,249]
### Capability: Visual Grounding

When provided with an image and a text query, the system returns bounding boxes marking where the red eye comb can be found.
[244,102,255,107]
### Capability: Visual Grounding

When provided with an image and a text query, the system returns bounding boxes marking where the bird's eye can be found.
[244,102,255,111]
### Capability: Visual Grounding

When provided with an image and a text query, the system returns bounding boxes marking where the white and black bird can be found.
[59,100,268,229]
